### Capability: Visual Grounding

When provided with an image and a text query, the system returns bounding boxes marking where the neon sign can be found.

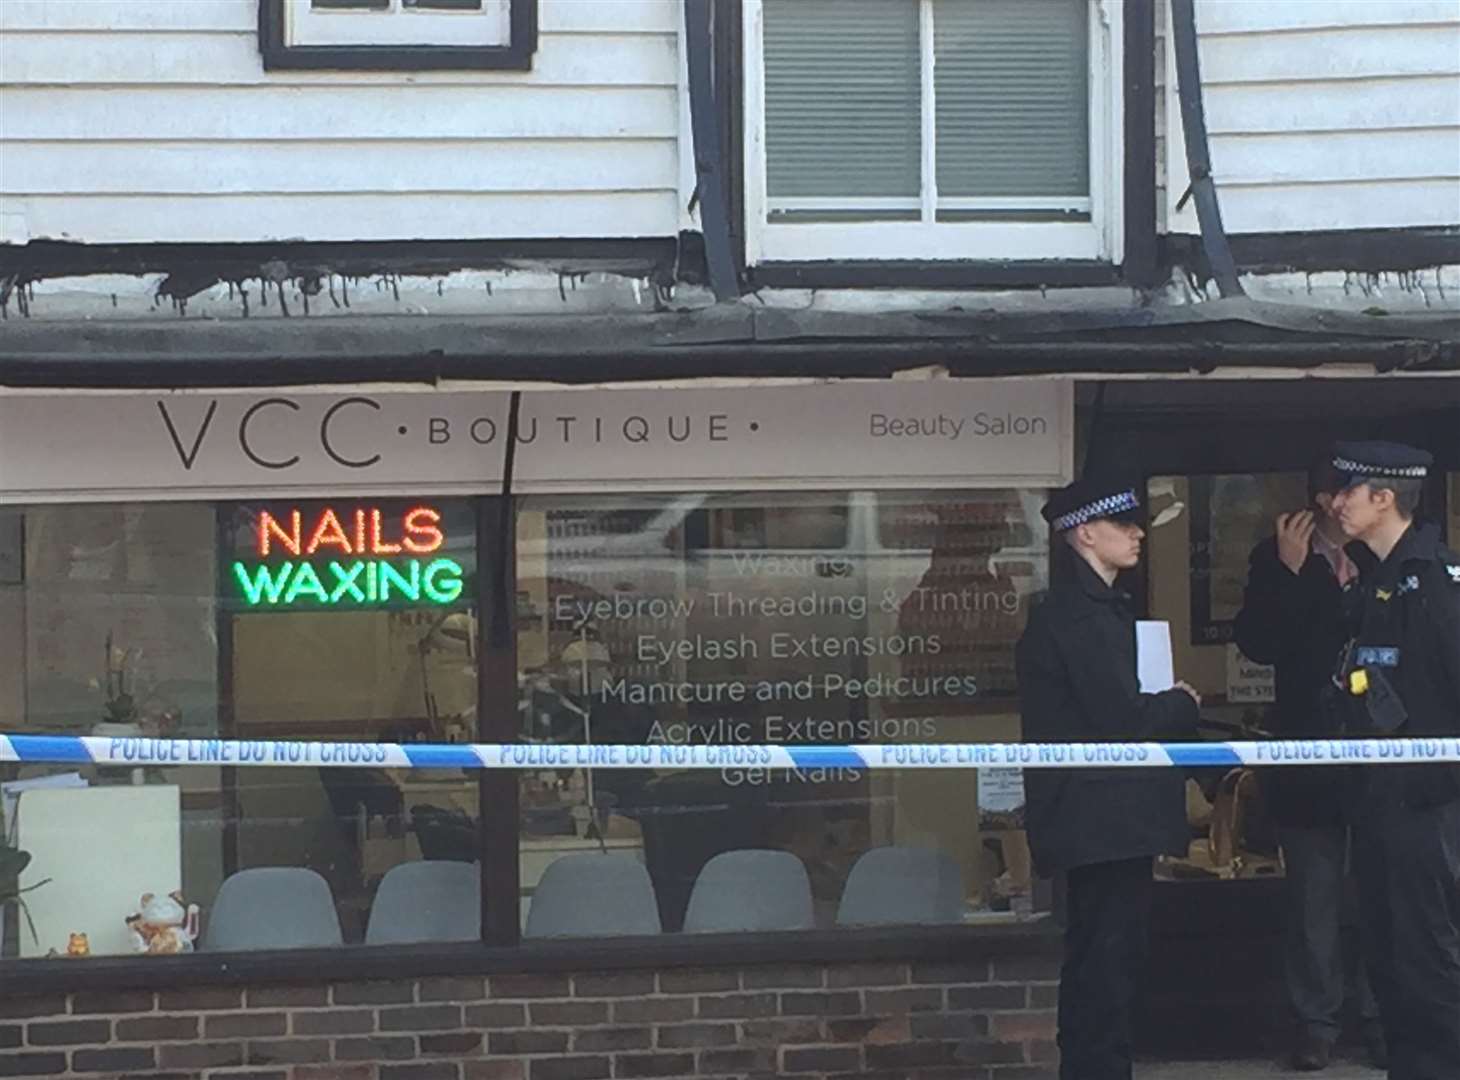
[231,505,465,609]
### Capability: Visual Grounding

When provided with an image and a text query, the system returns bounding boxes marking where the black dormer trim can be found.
[1121,0,1159,290]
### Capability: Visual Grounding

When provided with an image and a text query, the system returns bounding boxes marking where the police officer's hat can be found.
[1041,475,1142,533]
[1331,441,1432,490]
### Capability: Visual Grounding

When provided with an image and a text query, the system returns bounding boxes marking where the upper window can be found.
[745,0,1122,263]
[259,0,536,70]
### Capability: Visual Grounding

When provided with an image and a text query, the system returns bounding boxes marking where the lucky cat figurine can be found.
[126,891,200,954]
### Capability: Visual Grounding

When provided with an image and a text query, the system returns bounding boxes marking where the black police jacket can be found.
[1348,522,1460,810]
[1233,536,1371,828]
[1016,557,1201,876]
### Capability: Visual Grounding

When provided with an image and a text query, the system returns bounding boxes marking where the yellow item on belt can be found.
[1349,669,1370,696]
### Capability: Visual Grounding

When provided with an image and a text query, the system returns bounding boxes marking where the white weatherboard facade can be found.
[0,0,687,245]
[1162,0,1460,235]
[0,0,1456,250]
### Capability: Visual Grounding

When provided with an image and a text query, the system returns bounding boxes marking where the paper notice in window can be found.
[1136,620,1175,693]
[1226,644,1276,704]
[977,767,1025,830]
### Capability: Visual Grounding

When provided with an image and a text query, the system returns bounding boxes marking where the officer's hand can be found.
[1275,510,1316,575]
[1175,680,1202,707]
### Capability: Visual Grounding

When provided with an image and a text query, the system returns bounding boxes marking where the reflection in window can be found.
[689,496,849,551]
[515,490,1050,936]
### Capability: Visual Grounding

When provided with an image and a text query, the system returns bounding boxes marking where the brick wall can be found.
[0,956,1059,1080]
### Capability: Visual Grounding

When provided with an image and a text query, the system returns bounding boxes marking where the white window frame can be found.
[743,0,1125,264]
[287,0,512,48]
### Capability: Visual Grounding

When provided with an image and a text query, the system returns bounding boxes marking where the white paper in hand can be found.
[1136,620,1174,693]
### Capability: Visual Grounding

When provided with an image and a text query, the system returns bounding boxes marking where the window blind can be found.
[764,0,922,204]
[762,0,1091,217]
[933,0,1089,201]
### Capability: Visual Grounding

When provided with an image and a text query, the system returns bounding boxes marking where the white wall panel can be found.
[0,0,682,244]
[1163,0,1460,235]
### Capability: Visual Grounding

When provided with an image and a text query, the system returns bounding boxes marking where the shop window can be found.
[2,504,222,959]
[259,0,536,70]
[515,490,1051,936]
[746,0,1121,263]
[0,499,480,959]
[2,487,1068,959]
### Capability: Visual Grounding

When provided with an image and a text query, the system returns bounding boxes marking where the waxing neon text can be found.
[232,557,464,607]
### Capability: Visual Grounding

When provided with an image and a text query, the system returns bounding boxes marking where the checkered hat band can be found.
[1051,489,1140,532]
[1332,456,1428,479]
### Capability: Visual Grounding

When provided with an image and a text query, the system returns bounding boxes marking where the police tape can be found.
[3,734,1460,771]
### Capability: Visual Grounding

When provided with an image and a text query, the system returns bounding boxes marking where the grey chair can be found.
[203,867,344,951]
[835,846,965,927]
[682,849,815,933]
[365,860,480,945]
[524,854,662,938]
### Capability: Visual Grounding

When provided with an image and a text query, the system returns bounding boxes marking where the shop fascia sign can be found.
[231,504,464,609]
[0,380,1073,501]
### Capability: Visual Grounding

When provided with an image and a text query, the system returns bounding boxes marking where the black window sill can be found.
[5,921,1060,993]
[259,42,534,71]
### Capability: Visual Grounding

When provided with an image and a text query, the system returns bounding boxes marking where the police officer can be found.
[1233,456,1382,1071]
[1017,474,1202,1080]
[1329,440,1460,1080]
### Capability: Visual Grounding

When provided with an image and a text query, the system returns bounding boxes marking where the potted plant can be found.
[0,840,49,956]
[94,631,142,736]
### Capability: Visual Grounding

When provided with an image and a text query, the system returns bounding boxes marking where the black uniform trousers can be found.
[1058,857,1155,1080]
[1353,781,1460,1080]
[1279,823,1379,1043]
